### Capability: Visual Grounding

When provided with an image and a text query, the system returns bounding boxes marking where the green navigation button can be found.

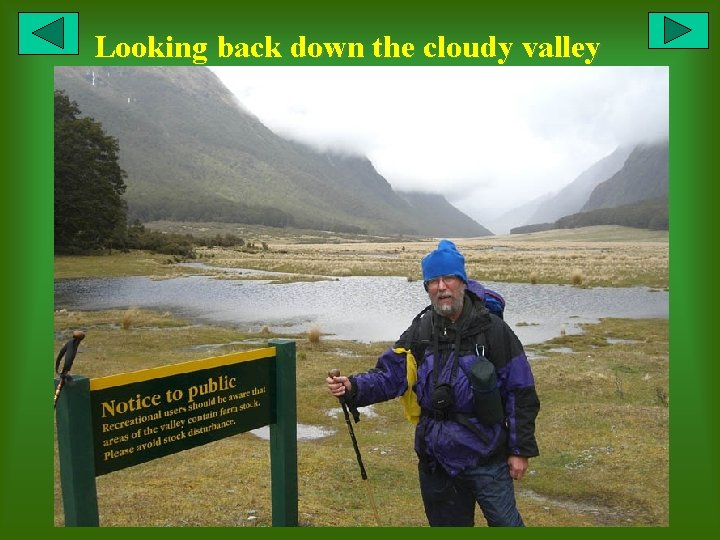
[32,17,65,49]
[18,12,79,55]
[648,12,709,49]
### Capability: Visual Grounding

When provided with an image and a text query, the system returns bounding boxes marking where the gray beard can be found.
[432,296,464,318]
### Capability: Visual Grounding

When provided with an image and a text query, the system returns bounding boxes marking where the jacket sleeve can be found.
[347,346,410,408]
[492,319,541,458]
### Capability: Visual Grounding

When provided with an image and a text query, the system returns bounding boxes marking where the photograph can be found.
[53,64,668,526]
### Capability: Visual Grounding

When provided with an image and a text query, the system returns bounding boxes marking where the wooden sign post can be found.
[55,339,297,526]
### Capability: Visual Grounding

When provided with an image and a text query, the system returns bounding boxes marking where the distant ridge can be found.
[54,66,491,237]
[525,145,633,225]
[510,140,668,234]
[397,191,493,237]
[582,140,668,212]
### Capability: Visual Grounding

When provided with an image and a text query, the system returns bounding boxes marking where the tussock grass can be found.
[571,268,584,286]
[307,326,322,345]
[524,318,669,526]
[198,235,667,288]
[56,225,668,288]
[54,311,668,527]
[121,308,138,330]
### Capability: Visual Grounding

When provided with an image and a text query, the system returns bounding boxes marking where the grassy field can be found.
[54,225,668,526]
[54,310,668,527]
[58,224,668,288]
[54,251,203,280]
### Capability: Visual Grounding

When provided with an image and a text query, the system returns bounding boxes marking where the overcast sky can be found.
[209,66,668,224]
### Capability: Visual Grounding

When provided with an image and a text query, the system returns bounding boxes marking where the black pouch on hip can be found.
[469,355,504,425]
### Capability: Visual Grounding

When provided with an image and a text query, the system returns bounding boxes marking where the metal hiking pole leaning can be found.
[54,330,85,409]
[328,368,381,526]
[53,375,66,409]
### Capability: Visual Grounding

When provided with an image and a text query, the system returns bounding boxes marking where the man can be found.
[327,239,540,526]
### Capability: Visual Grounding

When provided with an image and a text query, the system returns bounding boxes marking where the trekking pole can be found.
[328,369,381,526]
[53,375,66,409]
[54,330,85,409]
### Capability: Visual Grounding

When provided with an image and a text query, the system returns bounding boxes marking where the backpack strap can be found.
[449,412,491,445]
[405,305,433,365]
[418,410,491,451]
[399,291,495,430]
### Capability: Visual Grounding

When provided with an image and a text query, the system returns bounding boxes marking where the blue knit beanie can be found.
[421,239,467,284]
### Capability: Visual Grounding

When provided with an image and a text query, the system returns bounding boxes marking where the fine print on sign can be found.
[90,355,273,476]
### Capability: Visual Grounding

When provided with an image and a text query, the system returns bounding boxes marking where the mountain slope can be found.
[525,144,633,225]
[511,196,668,234]
[485,192,555,235]
[582,140,668,211]
[510,140,669,234]
[54,66,488,237]
[508,140,668,234]
[398,191,493,237]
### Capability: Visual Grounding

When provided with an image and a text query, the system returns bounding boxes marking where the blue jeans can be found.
[418,460,524,527]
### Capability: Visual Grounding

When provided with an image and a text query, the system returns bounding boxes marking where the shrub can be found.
[308,326,321,344]
[122,309,134,330]
[571,268,584,286]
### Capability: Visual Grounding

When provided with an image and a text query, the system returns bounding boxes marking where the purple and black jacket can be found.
[346,282,540,477]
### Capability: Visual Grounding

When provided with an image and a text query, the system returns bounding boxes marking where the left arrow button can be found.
[32,17,65,49]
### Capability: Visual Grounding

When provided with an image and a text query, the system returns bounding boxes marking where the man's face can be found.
[427,275,466,320]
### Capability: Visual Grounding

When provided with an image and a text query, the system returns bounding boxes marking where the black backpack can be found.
[402,286,506,445]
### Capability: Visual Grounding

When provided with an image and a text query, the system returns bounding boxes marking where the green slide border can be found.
[1,0,717,535]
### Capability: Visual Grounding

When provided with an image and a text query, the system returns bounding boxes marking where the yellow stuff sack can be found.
[395,347,421,424]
